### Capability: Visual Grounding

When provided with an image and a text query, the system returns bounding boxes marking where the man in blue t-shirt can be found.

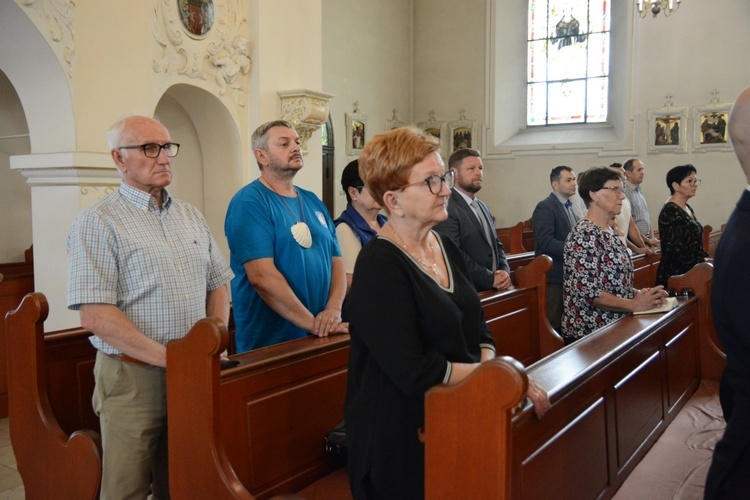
[225,120,347,352]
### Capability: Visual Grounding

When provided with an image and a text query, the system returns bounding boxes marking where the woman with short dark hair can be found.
[655,164,710,287]
[334,159,387,292]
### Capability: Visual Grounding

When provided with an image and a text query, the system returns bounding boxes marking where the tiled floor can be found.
[0,418,24,499]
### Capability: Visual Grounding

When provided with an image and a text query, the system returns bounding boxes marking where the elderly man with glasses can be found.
[434,148,511,292]
[67,115,233,499]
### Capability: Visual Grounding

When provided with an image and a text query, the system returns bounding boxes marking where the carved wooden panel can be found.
[613,351,663,470]
[665,323,699,411]
[483,290,538,365]
[519,398,609,500]
[219,343,348,498]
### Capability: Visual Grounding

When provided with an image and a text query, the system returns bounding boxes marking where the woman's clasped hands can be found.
[632,286,670,312]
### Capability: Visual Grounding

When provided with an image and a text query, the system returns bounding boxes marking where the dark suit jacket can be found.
[434,188,509,291]
[531,193,576,284]
[705,189,750,498]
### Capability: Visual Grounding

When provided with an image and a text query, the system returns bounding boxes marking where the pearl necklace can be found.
[392,230,439,277]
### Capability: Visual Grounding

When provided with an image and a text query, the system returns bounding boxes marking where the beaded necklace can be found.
[392,230,439,277]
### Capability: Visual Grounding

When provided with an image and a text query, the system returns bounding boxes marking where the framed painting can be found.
[178,0,214,38]
[448,117,478,156]
[692,103,732,152]
[346,112,367,156]
[647,107,688,153]
[418,111,445,157]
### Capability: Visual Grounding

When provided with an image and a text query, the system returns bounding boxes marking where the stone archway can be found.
[0,2,75,154]
[0,2,76,264]
[155,84,244,257]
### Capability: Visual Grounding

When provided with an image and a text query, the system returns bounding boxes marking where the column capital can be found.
[277,89,335,154]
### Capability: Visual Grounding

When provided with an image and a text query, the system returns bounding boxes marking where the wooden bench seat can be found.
[0,257,571,498]
[423,263,723,499]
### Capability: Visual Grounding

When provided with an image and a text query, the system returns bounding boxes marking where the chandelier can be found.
[637,0,681,18]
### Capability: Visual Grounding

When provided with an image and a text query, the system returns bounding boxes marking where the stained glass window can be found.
[528,0,610,126]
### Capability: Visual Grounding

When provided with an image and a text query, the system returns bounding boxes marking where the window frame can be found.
[484,0,635,157]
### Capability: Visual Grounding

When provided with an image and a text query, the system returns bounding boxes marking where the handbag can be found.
[324,420,347,456]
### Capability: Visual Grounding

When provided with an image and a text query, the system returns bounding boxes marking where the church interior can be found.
[0,0,748,497]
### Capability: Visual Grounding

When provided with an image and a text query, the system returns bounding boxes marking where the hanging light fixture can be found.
[637,0,681,18]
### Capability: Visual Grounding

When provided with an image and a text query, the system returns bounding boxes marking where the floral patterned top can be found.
[656,202,709,288]
[562,219,635,342]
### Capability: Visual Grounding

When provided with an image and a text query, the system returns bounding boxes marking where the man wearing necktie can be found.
[531,166,578,332]
[434,148,511,292]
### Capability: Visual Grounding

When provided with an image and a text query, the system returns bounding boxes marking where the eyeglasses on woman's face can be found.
[397,169,455,195]
[684,178,702,187]
[598,185,625,197]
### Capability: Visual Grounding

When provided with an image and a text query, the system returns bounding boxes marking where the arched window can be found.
[527,0,611,126]
[487,0,630,155]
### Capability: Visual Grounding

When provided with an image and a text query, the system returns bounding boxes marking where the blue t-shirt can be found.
[225,179,341,352]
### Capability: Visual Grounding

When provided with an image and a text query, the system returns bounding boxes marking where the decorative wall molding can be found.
[278,89,335,154]
[18,0,76,78]
[152,0,251,107]
[80,185,115,207]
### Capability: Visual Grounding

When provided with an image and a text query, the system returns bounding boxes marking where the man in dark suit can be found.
[434,148,511,292]
[531,166,578,332]
[705,87,750,499]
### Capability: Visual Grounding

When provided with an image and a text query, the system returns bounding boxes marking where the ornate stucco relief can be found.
[278,90,335,155]
[152,0,252,107]
[17,0,76,78]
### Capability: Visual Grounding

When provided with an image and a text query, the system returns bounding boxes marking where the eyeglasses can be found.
[397,169,455,195]
[119,142,180,158]
[599,186,625,196]
[685,178,702,186]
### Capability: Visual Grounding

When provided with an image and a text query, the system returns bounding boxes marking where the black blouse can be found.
[656,201,709,288]
[344,232,494,499]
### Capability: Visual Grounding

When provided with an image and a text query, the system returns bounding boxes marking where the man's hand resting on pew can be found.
[310,322,349,337]
[311,306,348,337]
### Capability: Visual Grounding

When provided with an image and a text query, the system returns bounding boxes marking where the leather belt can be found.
[106,352,151,367]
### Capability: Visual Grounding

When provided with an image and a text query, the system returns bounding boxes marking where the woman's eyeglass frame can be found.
[396,169,456,195]
[598,185,625,196]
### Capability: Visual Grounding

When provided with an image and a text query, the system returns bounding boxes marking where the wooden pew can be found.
[497,220,535,255]
[481,255,562,364]
[164,256,559,498]
[631,251,661,289]
[705,224,723,258]
[507,251,535,273]
[167,322,349,499]
[0,246,34,417]
[423,263,721,499]
[4,254,557,498]
[4,293,101,499]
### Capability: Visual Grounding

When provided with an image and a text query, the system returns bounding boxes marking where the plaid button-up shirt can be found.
[67,183,233,353]
[624,180,653,236]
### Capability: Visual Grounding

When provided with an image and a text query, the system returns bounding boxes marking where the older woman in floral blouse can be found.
[562,167,669,345]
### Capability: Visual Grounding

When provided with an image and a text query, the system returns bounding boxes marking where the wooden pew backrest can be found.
[480,255,562,365]
[0,257,34,417]
[423,263,721,500]
[167,321,348,499]
[5,293,101,499]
